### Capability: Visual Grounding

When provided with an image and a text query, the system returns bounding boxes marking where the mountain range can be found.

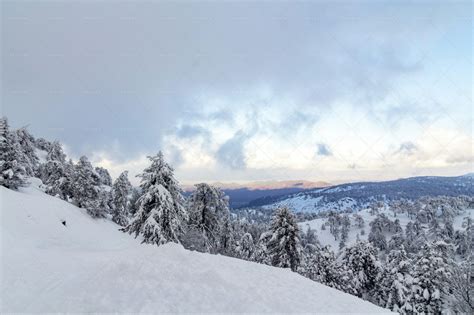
[247,174,474,213]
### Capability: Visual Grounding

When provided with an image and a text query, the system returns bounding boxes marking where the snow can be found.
[34,148,48,163]
[264,193,359,213]
[1,181,390,313]
[299,207,474,250]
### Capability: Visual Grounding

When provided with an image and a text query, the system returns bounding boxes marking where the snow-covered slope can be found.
[299,207,473,250]
[255,175,474,213]
[1,182,388,313]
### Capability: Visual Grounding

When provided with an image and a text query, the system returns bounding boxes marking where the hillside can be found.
[251,175,473,213]
[0,181,388,313]
[299,206,473,250]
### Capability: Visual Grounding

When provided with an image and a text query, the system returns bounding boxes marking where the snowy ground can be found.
[1,181,389,313]
[263,193,359,213]
[299,207,473,250]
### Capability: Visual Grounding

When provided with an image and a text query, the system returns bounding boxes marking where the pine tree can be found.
[72,156,104,218]
[368,219,387,251]
[301,244,339,287]
[253,231,272,264]
[51,159,75,201]
[111,171,132,226]
[46,141,66,163]
[236,232,255,260]
[409,242,452,314]
[95,166,112,186]
[38,141,70,198]
[123,152,187,245]
[339,215,350,249]
[448,259,474,313]
[219,219,237,256]
[14,127,39,176]
[375,247,412,312]
[186,183,230,253]
[128,187,141,216]
[0,118,28,189]
[340,241,381,299]
[301,226,318,248]
[266,207,302,271]
[354,213,365,229]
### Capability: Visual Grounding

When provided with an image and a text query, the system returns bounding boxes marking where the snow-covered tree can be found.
[253,231,272,264]
[301,226,318,248]
[219,219,238,256]
[14,127,39,176]
[405,221,426,253]
[111,171,132,226]
[339,241,381,299]
[95,166,112,186]
[72,156,104,218]
[266,207,302,271]
[447,259,474,313]
[354,213,365,229]
[185,183,230,253]
[46,141,66,163]
[375,247,412,312]
[123,152,187,245]
[327,212,341,240]
[301,244,339,287]
[37,141,71,199]
[339,215,350,249]
[0,118,28,189]
[128,187,141,216]
[368,217,387,251]
[236,232,255,260]
[409,242,452,314]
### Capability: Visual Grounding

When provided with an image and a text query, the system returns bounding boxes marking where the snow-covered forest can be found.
[1,117,472,314]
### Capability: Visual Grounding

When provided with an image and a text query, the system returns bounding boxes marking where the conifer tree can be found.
[14,127,39,176]
[409,242,452,314]
[236,232,255,260]
[95,166,112,186]
[186,183,230,253]
[0,118,28,189]
[266,206,302,271]
[340,241,381,299]
[38,141,69,198]
[123,152,187,245]
[375,247,412,312]
[301,244,338,287]
[111,171,132,226]
[72,156,104,218]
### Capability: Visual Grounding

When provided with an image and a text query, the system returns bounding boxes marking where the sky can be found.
[2,1,473,185]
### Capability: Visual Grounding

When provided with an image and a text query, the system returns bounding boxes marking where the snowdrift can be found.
[1,182,389,313]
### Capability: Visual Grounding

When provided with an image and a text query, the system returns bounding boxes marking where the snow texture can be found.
[1,181,390,313]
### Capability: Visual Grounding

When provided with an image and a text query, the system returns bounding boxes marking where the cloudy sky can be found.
[2,1,472,185]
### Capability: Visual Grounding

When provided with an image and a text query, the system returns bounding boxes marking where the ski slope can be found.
[1,181,389,313]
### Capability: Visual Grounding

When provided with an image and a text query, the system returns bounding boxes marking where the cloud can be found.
[446,155,474,164]
[216,131,249,170]
[347,163,357,170]
[176,125,210,140]
[2,1,471,182]
[395,141,418,156]
[316,143,332,156]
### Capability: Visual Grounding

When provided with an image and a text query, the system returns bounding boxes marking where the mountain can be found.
[248,174,474,213]
[183,180,330,208]
[1,180,387,313]
[183,180,330,191]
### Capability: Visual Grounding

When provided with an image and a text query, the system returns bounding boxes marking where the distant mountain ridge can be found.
[182,180,330,191]
[182,180,331,208]
[247,174,474,213]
